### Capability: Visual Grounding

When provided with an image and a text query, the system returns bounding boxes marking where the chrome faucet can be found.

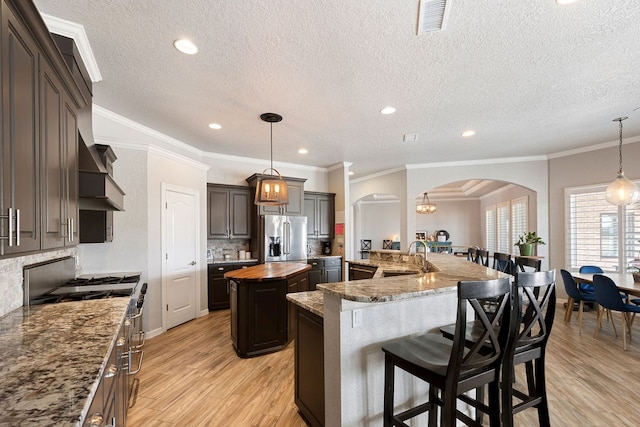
[406,240,429,271]
[405,240,427,256]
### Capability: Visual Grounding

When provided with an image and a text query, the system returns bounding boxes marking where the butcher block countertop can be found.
[224,262,311,281]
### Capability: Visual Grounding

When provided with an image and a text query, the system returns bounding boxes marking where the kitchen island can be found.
[0,298,130,427]
[290,251,508,427]
[225,262,311,358]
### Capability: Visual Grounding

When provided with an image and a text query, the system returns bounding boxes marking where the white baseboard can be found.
[145,327,165,340]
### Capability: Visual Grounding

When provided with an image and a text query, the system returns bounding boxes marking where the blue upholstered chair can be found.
[578,265,603,293]
[560,269,595,333]
[593,274,640,351]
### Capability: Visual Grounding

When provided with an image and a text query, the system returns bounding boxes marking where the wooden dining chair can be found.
[382,277,512,426]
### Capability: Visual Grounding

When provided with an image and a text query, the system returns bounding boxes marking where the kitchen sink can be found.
[381,270,421,277]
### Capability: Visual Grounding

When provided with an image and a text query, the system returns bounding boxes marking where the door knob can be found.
[189,261,196,265]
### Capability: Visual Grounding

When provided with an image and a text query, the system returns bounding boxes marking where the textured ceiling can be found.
[33,0,640,178]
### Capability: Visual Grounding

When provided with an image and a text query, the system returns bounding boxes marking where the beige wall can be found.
[548,140,640,273]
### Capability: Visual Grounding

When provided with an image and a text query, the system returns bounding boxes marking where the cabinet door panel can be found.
[230,189,250,238]
[304,196,317,237]
[284,181,303,215]
[207,188,229,238]
[317,196,334,238]
[41,61,64,249]
[325,266,342,283]
[2,7,40,254]
[64,99,78,245]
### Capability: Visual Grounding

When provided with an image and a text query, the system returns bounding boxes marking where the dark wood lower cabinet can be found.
[294,305,325,427]
[229,271,307,358]
[208,262,258,311]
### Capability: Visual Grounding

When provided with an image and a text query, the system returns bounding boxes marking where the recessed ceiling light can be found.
[208,123,222,130]
[461,130,476,137]
[556,0,579,4]
[174,39,198,55]
[298,148,308,154]
[348,171,354,176]
[380,106,396,115]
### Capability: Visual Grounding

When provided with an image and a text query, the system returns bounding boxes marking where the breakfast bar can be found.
[288,252,508,427]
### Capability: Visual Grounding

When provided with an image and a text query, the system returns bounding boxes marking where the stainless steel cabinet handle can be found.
[15,209,20,246]
[7,208,14,246]
[128,349,144,375]
[70,217,74,242]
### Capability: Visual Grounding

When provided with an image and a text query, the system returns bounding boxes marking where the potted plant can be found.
[514,232,546,256]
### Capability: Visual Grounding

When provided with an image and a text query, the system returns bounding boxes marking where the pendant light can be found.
[605,117,640,206]
[254,113,289,206]
[416,192,437,214]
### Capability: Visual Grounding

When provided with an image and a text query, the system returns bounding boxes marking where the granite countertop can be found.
[307,255,342,260]
[224,262,311,281]
[0,298,130,427]
[320,253,509,303]
[286,291,324,317]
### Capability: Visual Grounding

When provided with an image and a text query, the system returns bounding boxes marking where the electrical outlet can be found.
[352,309,363,328]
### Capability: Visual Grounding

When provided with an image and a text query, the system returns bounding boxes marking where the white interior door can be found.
[163,185,199,329]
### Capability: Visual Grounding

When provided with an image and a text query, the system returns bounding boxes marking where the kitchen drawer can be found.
[323,257,342,268]
[209,264,236,275]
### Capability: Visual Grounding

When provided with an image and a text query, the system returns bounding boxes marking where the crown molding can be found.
[40,13,102,82]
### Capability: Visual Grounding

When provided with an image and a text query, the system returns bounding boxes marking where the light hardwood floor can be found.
[128,304,640,426]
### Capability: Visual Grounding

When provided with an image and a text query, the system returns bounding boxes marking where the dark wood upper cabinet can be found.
[1,0,87,256]
[1,2,40,254]
[207,184,251,239]
[41,59,78,249]
[304,191,335,239]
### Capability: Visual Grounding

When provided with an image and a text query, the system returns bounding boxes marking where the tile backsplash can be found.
[0,248,77,317]
[207,238,333,258]
[207,239,251,259]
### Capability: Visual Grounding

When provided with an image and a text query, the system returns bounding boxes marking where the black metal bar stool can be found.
[381,277,512,426]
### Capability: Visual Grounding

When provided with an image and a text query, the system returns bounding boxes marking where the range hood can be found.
[51,33,125,212]
[78,137,125,211]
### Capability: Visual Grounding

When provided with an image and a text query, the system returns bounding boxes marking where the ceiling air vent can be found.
[417,0,450,35]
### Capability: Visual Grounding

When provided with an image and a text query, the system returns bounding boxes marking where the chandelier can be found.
[254,113,289,206]
[605,117,640,206]
[416,192,437,214]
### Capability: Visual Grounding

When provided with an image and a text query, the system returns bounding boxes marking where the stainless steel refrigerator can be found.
[259,215,307,262]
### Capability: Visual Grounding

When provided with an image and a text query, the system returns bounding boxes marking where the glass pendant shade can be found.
[606,117,639,206]
[416,192,437,214]
[255,168,289,206]
[605,172,640,206]
[255,113,288,206]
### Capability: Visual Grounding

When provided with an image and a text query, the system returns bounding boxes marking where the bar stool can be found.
[381,277,512,426]
[493,252,513,274]
[473,249,490,267]
[514,257,541,272]
[502,270,556,426]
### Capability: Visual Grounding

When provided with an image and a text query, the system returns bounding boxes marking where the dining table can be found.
[572,272,640,298]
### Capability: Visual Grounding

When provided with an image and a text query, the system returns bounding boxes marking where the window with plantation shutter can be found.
[511,197,528,248]
[496,202,510,253]
[566,183,640,272]
[485,206,496,253]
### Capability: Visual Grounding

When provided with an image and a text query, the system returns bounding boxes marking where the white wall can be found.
[350,159,550,268]
[359,200,400,250]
